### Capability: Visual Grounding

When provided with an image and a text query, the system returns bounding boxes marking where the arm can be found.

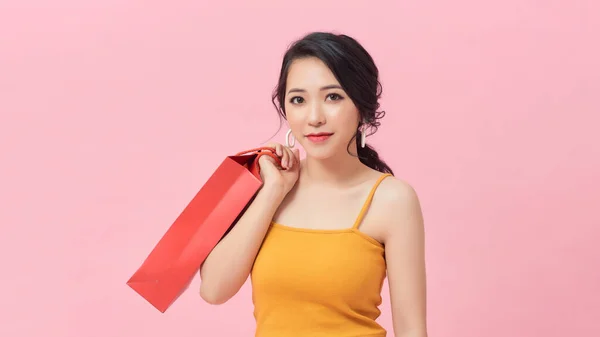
[383,181,428,337]
[199,183,285,304]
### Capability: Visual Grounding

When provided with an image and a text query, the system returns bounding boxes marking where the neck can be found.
[301,148,367,187]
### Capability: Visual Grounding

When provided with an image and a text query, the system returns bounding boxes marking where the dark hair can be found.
[271,32,394,175]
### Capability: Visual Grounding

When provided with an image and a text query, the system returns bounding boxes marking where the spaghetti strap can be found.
[351,173,393,230]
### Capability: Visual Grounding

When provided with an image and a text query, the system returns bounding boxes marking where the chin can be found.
[301,143,342,160]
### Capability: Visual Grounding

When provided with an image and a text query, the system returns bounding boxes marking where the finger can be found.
[281,147,290,169]
[285,147,296,169]
[265,143,280,156]
[274,143,283,157]
[288,148,300,170]
[258,154,274,167]
[281,146,290,169]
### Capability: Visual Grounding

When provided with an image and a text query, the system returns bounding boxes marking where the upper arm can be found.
[380,179,428,336]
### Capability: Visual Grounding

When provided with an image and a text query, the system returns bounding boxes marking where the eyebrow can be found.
[287,84,342,94]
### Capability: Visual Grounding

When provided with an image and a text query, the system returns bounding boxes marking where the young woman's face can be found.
[284,57,360,160]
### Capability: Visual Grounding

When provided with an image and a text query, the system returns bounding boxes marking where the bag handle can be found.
[235,147,276,156]
[235,147,282,175]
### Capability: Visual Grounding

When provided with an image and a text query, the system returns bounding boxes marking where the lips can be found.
[305,132,333,143]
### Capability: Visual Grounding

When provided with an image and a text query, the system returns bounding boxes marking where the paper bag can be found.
[127,147,280,312]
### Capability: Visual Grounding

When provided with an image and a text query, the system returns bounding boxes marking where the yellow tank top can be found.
[251,173,392,337]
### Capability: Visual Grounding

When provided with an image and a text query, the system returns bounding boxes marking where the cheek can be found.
[285,108,302,128]
[327,104,360,133]
[284,108,305,138]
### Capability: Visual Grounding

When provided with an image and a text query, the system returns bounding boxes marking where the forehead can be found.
[286,57,339,88]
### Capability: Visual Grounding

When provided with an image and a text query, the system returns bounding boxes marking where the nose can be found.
[307,101,326,127]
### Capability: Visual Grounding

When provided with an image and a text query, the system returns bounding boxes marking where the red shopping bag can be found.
[127,147,280,312]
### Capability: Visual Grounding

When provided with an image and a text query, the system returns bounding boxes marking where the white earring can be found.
[285,129,296,147]
[360,128,366,148]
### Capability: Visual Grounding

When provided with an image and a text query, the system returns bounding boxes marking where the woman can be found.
[200,32,427,337]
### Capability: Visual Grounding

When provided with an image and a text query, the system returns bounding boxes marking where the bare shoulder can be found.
[370,175,424,238]
[377,175,420,204]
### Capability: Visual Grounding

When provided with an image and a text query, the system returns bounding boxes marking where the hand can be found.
[258,142,300,197]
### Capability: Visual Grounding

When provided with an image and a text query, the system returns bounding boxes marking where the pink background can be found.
[1,1,599,336]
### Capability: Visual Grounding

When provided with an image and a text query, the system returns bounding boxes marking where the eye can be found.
[326,93,344,101]
[289,96,305,104]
